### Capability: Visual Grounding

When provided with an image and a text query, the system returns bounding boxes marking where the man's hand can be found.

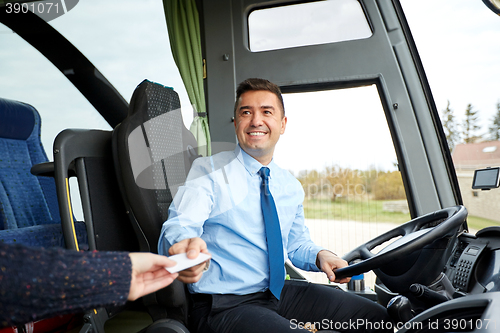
[128,252,179,301]
[168,237,210,284]
[316,250,351,284]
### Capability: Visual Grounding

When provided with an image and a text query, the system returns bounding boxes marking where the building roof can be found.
[453,141,500,170]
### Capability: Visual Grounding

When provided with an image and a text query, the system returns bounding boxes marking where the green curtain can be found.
[163,0,211,156]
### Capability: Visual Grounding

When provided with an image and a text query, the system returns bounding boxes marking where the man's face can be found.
[234,90,287,165]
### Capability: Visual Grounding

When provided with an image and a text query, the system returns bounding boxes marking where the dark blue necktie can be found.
[259,167,285,299]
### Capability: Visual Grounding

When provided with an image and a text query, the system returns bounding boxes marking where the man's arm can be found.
[168,237,209,284]
[287,203,325,272]
[287,203,350,284]
[158,158,214,283]
[158,157,214,255]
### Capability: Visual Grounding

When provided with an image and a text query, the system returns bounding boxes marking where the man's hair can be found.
[234,78,285,118]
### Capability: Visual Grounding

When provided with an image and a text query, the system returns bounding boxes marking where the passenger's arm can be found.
[0,243,177,326]
[128,252,179,300]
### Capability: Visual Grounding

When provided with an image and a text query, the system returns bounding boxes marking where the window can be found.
[274,85,408,286]
[0,0,191,157]
[248,0,372,52]
[0,0,191,219]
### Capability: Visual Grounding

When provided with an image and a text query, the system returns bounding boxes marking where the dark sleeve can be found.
[0,242,132,327]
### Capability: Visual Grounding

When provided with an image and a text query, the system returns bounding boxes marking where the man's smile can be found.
[248,131,267,136]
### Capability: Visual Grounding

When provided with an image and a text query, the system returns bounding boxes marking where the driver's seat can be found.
[112,80,199,331]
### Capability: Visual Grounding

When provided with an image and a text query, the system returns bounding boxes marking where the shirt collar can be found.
[234,144,277,177]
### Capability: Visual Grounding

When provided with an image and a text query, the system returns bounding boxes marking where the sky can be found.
[273,85,395,173]
[248,0,372,52]
[1,0,499,173]
[401,0,500,134]
[274,0,500,174]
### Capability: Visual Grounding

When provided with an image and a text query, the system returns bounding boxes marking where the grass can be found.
[303,197,500,230]
[303,198,410,224]
[467,215,500,232]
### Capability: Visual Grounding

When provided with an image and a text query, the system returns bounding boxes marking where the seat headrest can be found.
[129,79,177,119]
[0,98,37,140]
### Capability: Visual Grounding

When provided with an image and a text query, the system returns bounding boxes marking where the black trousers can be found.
[189,280,393,333]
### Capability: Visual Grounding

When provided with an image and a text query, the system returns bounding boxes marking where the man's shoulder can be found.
[272,163,302,184]
[272,163,297,178]
[189,149,238,176]
[194,149,237,166]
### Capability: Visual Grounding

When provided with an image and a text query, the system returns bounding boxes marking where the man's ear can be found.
[280,116,287,135]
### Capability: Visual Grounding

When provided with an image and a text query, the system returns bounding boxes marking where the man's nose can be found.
[250,112,264,126]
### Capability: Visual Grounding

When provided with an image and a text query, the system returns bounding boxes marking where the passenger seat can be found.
[0,97,86,248]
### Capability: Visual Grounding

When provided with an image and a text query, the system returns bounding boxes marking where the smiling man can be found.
[159,78,391,333]
[234,88,286,165]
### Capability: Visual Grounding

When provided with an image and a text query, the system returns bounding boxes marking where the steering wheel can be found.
[334,205,467,282]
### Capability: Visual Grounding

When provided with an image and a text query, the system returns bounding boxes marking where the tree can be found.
[297,169,323,199]
[372,171,406,200]
[462,103,482,143]
[325,165,365,202]
[440,101,460,152]
[488,102,500,141]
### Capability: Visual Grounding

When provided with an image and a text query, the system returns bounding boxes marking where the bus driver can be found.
[159,78,392,333]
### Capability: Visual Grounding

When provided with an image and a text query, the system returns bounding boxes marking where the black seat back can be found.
[112,80,199,325]
[113,80,198,253]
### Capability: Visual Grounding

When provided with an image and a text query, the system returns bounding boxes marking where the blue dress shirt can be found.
[158,145,324,295]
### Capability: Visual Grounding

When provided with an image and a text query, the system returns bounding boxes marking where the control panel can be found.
[445,240,487,293]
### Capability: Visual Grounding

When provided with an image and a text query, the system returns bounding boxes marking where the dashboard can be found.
[444,226,500,295]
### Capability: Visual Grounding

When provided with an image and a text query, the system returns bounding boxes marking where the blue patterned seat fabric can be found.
[0,98,87,248]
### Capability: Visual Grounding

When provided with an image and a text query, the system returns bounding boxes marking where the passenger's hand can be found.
[168,237,210,284]
[128,252,178,301]
[316,250,351,284]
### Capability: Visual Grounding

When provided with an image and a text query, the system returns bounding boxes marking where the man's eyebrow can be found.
[238,105,275,111]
